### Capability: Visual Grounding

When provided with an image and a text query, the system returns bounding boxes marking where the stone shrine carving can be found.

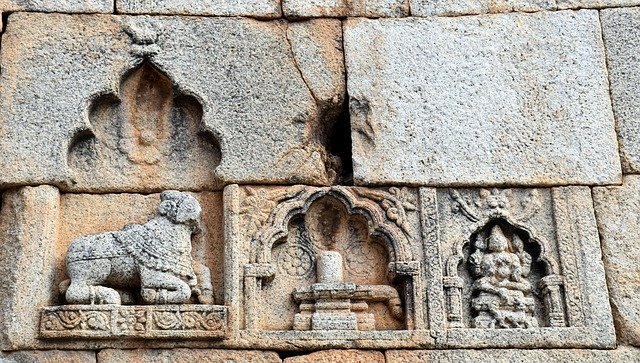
[442,189,565,329]
[40,191,227,340]
[234,185,423,336]
[469,225,537,329]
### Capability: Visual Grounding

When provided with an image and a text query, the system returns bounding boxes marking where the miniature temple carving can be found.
[443,189,567,329]
[238,186,423,333]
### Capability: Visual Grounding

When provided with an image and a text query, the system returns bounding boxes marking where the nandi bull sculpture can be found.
[60,190,213,305]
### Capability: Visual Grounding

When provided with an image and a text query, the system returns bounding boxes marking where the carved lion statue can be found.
[60,190,213,305]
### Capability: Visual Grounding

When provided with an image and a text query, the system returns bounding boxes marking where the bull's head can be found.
[157,190,203,233]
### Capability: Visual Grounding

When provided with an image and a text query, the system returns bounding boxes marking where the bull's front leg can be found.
[139,266,191,304]
[192,261,214,304]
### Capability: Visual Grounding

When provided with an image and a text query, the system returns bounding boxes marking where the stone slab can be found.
[115,0,281,18]
[410,0,553,16]
[344,11,620,187]
[0,13,344,192]
[421,186,615,348]
[0,0,112,14]
[593,175,640,346]
[601,8,640,173]
[283,0,409,18]
[0,350,96,363]
[97,349,281,363]
[557,0,640,9]
[1,191,226,350]
[0,186,61,350]
[386,346,640,362]
[283,350,384,363]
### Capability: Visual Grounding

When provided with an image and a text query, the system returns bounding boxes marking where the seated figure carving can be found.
[60,190,213,305]
[469,225,537,329]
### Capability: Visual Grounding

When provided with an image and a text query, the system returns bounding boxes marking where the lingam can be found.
[293,250,403,331]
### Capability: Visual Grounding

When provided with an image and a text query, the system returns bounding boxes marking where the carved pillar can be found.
[243,263,275,330]
[389,261,421,330]
[443,275,464,328]
[539,274,566,327]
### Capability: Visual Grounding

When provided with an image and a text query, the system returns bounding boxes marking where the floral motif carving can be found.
[277,244,315,278]
[450,188,540,224]
[345,241,387,278]
[40,305,227,339]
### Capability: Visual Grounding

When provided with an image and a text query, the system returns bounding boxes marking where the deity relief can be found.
[469,224,537,329]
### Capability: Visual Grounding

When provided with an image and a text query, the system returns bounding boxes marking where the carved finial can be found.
[123,18,161,58]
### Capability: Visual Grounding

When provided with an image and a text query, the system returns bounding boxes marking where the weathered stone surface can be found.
[386,346,640,362]
[0,186,60,350]
[593,176,640,346]
[61,191,211,306]
[410,0,553,16]
[344,11,620,187]
[0,0,112,14]
[283,349,384,363]
[601,8,640,173]
[115,0,281,17]
[0,13,344,192]
[97,349,281,362]
[283,0,408,18]
[225,184,429,349]
[2,191,224,349]
[0,350,96,363]
[557,0,640,9]
[422,186,615,348]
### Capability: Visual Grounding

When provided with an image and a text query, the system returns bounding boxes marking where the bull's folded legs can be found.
[64,259,121,304]
[192,261,214,304]
[139,266,191,304]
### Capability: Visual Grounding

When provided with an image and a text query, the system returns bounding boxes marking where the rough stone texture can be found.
[1,191,224,349]
[283,349,384,362]
[593,176,640,347]
[601,8,640,174]
[115,0,281,18]
[0,0,112,14]
[557,0,640,9]
[225,184,428,349]
[0,13,344,192]
[97,349,281,362]
[283,0,409,18]
[61,191,212,306]
[0,186,60,350]
[421,186,615,348]
[410,0,553,16]
[386,346,640,362]
[0,350,96,363]
[344,11,620,187]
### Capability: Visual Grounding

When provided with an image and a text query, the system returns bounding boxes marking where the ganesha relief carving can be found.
[40,191,227,339]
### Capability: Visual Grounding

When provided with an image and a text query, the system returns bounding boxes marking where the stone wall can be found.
[1,1,639,362]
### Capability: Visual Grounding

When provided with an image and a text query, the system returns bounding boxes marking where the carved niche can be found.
[40,191,227,340]
[443,189,564,329]
[231,185,423,339]
[421,187,615,348]
[68,20,220,192]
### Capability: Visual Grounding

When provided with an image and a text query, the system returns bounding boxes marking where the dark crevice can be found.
[278,350,315,359]
[327,92,353,185]
[1,12,10,33]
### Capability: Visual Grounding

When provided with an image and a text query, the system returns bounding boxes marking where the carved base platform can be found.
[40,305,227,339]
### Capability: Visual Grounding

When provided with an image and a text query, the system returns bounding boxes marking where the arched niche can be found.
[68,61,221,192]
[443,218,566,329]
[243,187,422,332]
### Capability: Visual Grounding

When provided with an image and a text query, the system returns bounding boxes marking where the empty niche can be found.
[444,218,567,329]
[243,187,421,333]
[68,61,221,192]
